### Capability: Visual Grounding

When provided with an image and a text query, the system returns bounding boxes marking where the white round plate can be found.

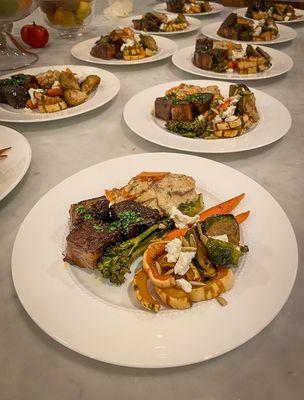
[123,79,291,153]
[12,152,298,368]
[0,65,120,123]
[122,14,201,35]
[236,7,304,24]
[71,35,178,65]
[201,21,297,44]
[153,1,224,16]
[0,125,31,201]
[172,45,293,80]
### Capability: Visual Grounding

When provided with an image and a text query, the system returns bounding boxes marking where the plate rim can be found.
[123,79,292,153]
[11,152,298,368]
[0,65,120,123]
[0,125,31,201]
[171,44,294,81]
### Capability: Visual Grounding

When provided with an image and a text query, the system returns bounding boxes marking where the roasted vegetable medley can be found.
[166,0,212,14]
[246,1,301,22]
[132,12,189,33]
[194,35,272,74]
[91,28,158,61]
[0,69,101,113]
[154,83,259,139]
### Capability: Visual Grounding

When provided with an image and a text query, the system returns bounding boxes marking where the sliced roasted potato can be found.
[154,285,191,309]
[143,241,176,288]
[133,268,160,313]
[188,267,233,302]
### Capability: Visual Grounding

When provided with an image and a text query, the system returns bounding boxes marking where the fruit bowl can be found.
[0,0,40,71]
[40,0,94,38]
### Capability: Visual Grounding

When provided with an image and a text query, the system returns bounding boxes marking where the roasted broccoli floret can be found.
[178,193,204,217]
[98,220,173,285]
[166,119,208,138]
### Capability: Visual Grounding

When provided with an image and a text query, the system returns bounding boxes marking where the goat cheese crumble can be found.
[169,206,200,229]
[176,278,192,293]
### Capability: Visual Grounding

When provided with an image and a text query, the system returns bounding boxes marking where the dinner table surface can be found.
[0,1,303,399]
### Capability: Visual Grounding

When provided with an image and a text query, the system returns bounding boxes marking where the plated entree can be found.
[217,13,279,41]
[246,1,301,22]
[167,0,212,14]
[154,83,259,139]
[64,171,249,312]
[90,28,158,61]
[194,35,272,74]
[0,69,100,113]
[132,12,189,33]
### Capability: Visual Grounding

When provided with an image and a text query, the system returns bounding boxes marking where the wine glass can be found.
[0,0,41,71]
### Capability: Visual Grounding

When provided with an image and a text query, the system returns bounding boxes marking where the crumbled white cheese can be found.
[231,49,245,60]
[226,68,234,73]
[160,23,166,31]
[176,278,192,293]
[198,114,204,121]
[174,251,196,276]
[214,115,223,123]
[253,26,262,37]
[230,95,241,105]
[221,105,236,119]
[165,238,182,263]
[28,88,44,105]
[74,73,86,84]
[52,80,60,88]
[225,115,238,122]
[121,38,135,51]
[210,234,229,242]
[169,206,200,229]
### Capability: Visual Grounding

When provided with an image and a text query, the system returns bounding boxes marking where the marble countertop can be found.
[0,2,303,399]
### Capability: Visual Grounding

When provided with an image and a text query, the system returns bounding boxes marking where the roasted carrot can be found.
[136,171,169,181]
[199,193,245,221]
[165,193,246,240]
[26,99,38,109]
[235,210,250,224]
[46,87,64,97]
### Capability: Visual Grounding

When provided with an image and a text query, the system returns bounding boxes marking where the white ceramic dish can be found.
[172,45,293,80]
[122,14,201,35]
[0,126,31,201]
[153,1,224,16]
[236,7,304,24]
[123,79,291,153]
[12,153,298,368]
[0,65,120,123]
[201,21,297,44]
[71,35,178,65]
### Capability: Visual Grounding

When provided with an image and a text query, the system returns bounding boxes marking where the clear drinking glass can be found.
[0,0,40,71]
[40,0,95,38]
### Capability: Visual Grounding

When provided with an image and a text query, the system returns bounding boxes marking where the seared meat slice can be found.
[192,93,213,114]
[171,102,194,122]
[69,196,109,227]
[155,97,173,121]
[0,84,30,108]
[64,220,122,269]
[167,0,185,13]
[90,40,117,60]
[193,52,213,70]
[110,200,161,239]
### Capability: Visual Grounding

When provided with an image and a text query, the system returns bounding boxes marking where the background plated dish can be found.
[236,7,304,24]
[123,79,291,153]
[71,35,178,65]
[153,1,224,16]
[122,14,201,35]
[0,126,31,201]
[172,44,293,80]
[0,65,120,123]
[201,21,297,44]
[12,152,298,368]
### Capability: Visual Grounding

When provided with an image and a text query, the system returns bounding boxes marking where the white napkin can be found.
[103,0,133,17]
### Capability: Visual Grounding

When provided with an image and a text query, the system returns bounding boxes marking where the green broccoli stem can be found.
[130,229,166,262]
